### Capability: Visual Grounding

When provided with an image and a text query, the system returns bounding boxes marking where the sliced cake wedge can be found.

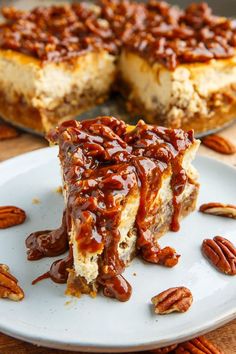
[43,116,200,301]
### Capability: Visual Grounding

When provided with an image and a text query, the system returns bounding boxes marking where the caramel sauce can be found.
[32,248,73,285]
[100,274,132,302]
[28,116,195,301]
[1,2,235,69]
[26,210,69,260]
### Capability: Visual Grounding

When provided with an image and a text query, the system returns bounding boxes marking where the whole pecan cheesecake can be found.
[1,1,235,134]
[26,116,200,301]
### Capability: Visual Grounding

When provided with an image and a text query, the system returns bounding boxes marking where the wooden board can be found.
[0,122,236,354]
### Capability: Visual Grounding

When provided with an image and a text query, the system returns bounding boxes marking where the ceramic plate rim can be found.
[0,147,236,352]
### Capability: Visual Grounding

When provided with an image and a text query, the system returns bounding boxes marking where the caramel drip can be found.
[28,116,195,301]
[26,210,69,260]
[32,250,73,285]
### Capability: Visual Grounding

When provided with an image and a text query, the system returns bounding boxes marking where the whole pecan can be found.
[202,135,236,155]
[0,264,24,301]
[202,236,236,275]
[174,335,224,353]
[0,206,26,228]
[199,202,236,219]
[151,287,193,314]
[0,123,19,140]
[149,344,178,353]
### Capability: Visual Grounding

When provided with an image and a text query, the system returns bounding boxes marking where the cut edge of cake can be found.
[118,49,236,134]
[0,49,116,133]
[48,117,200,301]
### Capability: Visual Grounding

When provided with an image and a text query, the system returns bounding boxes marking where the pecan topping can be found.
[0,123,19,140]
[1,2,236,70]
[151,287,193,314]
[142,245,180,267]
[174,335,224,354]
[0,264,24,301]
[202,135,236,155]
[199,203,236,219]
[202,236,236,275]
[0,206,26,229]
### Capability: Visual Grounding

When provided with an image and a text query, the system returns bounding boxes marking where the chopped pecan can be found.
[0,206,26,229]
[199,203,236,219]
[149,344,178,353]
[202,135,236,155]
[202,236,236,275]
[0,123,19,140]
[174,335,224,353]
[151,287,193,314]
[142,244,180,267]
[0,264,24,301]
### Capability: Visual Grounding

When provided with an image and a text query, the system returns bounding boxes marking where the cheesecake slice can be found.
[47,116,200,301]
[118,1,236,134]
[0,4,116,133]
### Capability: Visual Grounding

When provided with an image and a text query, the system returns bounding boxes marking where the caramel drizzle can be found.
[27,117,194,301]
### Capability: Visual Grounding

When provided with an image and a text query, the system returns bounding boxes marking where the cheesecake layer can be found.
[118,50,236,132]
[0,50,116,132]
[48,116,200,301]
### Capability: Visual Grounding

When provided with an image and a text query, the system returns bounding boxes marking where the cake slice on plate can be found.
[47,116,200,301]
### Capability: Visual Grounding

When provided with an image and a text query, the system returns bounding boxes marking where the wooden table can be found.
[0,122,236,354]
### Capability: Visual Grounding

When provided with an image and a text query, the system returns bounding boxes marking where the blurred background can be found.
[0,0,236,16]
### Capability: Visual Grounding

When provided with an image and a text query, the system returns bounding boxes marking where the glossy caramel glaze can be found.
[32,248,73,285]
[0,1,236,69]
[104,0,236,69]
[0,3,117,62]
[32,116,195,301]
[26,210,68,260]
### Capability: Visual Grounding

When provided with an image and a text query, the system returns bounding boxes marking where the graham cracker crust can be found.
[0,89,110,134]
[0,92,45,133]
[122,83,236,134]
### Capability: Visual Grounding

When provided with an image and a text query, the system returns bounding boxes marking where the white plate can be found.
[0,147,236,352]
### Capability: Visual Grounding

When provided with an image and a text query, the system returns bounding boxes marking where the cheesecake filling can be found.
[26,116,199,301]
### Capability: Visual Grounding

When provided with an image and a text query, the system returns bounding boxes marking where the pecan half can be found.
[0,123,19,140]
[174,335,224,353]
[199,203,236,219]
[151,287,193,314]
[149,344,178,353]
[0,206,26,229]
[202,135,236,155]
[202,236,236,275]
[0,264,24,301]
